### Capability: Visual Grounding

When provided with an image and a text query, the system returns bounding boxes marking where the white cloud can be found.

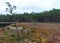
[0,0,60,14]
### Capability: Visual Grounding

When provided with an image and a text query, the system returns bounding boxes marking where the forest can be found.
[0,9,60,22]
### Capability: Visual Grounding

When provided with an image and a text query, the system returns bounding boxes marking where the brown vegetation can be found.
[0,22,60,43]
[10,22,60,43]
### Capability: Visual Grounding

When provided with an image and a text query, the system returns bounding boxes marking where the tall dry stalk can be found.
[15,22,20,43]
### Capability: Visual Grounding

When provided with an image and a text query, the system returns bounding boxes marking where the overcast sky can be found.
[0,0,60,14]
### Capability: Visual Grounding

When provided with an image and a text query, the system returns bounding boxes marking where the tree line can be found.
[0,9,60,23]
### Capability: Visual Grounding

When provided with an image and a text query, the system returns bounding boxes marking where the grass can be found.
[0,22,60,43]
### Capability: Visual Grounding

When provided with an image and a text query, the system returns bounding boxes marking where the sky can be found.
[0,0,60,14]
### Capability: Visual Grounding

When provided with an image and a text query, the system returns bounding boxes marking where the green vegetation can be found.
[0,9,60,22]
[6,2,16,14]
[0,2,60,43]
